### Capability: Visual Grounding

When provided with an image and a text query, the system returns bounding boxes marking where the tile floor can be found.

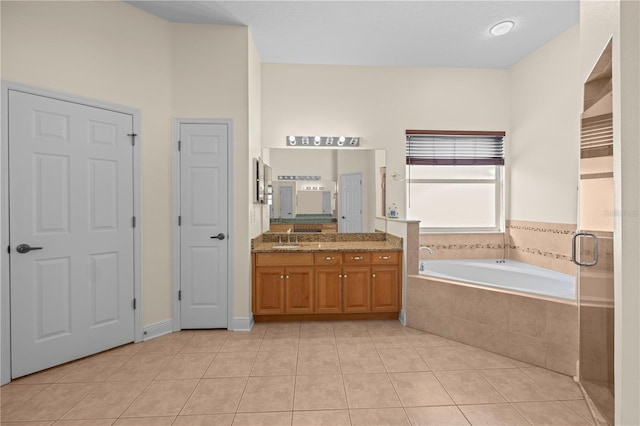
[1,320,595,425]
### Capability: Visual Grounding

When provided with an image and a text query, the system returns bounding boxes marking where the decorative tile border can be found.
[506,223,576,235]
[425,243,504,250]
[507,245,572,261]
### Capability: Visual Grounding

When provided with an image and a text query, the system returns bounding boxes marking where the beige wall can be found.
[261,64,510,216]
[508,25,581,225]
[1,1,173,325]
[1,2,257,326]
[171,23,254,320]
[581,1,640,424]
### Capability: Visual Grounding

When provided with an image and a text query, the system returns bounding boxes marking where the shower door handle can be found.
[572,232,599,266]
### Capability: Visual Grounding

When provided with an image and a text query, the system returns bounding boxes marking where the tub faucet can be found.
[420,245,433,254]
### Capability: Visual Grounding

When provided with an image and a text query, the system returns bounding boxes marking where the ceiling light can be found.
[489,20,514,36]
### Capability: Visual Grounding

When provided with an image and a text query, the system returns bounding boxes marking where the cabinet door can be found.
[371,266,399,312]
[315,267,342,314]
[285,267,314,314]
[255,267,285,314]
[343,267,371,313]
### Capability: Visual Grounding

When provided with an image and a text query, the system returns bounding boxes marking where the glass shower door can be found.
[576,40,614,425]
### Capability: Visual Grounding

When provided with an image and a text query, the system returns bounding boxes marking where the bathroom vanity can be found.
[251,233,402,322]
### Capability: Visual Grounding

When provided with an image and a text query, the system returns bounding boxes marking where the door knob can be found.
[16,244,43,254]
[211,233,226,240]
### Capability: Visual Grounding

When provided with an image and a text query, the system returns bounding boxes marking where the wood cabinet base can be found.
[254,312,399,322]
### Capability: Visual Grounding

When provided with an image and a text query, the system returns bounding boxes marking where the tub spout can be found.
[420,245,433,254]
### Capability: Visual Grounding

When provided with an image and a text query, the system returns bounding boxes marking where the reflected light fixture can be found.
[489,20,514,36]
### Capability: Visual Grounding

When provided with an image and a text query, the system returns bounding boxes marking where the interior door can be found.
[279,186,293,218]
[179,123,228,329]
[9,90,135,378]
[339,172,363,233]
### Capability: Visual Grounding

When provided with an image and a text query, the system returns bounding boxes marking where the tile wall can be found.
[415,221,578,276]
[406,277,579,376]
[506,220,577,276]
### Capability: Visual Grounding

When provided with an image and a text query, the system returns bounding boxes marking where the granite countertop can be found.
[251,240,402,253]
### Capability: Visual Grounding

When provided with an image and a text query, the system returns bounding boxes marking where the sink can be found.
[272,245,300,249]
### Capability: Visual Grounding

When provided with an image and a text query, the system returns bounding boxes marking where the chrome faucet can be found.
[287,228,292,244]
[419,245,433,254]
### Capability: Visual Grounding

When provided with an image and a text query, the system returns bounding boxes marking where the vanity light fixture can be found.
[286,135,360,147]
[489,20,514,36]
[278,175,321,181]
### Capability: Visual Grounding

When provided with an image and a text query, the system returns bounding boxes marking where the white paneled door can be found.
[8,91,135,378]
[339,172,363,233]
[179,123,228,329]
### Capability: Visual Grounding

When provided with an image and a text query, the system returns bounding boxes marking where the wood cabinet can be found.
[252,250,401,320]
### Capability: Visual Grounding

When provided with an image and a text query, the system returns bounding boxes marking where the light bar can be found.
[286,136,360,147]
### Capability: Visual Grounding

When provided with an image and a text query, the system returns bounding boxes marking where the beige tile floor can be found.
[1,320,595,426]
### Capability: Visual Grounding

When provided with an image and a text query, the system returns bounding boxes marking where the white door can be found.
[339,173,363,233]
[279,186,293,218]
[9,91,135,378]
[179,123,228,329]
[322,191,331,214]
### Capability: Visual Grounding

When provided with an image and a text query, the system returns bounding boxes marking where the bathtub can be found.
[419,259,575,302]
[408,258,579,376]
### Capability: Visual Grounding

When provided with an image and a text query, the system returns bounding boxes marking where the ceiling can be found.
[128,0,579,69]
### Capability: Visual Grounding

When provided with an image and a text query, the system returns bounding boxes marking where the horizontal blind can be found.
[580,113,612,158]
[406,130,505,166]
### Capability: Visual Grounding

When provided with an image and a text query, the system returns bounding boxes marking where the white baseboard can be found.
[143,319,173,341]
[399,309,407,326]
[229,315,254,331]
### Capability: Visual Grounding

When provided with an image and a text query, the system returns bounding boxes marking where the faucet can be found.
[287,228,292,244]
[420,245,433,254]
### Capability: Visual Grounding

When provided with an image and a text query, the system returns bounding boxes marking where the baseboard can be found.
[143,319,173,341]
[229,315,254,331]
[399,309,407,326]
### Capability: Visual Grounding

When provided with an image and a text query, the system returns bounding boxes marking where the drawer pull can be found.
[324,256,335,261]
[379,256,390,260]
[351,256,363,260]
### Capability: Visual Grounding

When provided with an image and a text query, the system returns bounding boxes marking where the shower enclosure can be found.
[575,40,614,425]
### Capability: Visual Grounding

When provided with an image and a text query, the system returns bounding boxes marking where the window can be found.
[405,130,505,232]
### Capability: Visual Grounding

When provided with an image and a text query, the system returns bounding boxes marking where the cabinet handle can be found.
[338,274,342,278]
[286,275,289,279]
[324,256,335,261]
[379,256,390,260]
[280,275,284,279]
[343,274,348,278]
[351,256,363,260]
[372,273,376,278]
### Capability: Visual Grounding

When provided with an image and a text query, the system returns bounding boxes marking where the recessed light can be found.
[489,20,514,36]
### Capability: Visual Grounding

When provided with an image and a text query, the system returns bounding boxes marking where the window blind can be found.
[406,130,505,166]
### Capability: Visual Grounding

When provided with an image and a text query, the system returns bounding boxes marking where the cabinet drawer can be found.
[343,252,371,265]
[314,252,342,266]
[371,251,400,265]
[255,252,314,267]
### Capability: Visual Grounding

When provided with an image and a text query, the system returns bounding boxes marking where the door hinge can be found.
[127,133,138,146]
[178,290,182,301]
[178,216,181,226]
[132,216,136,227]
[6,245,10,254]
[133,298,137,310]
[178,140,181,151]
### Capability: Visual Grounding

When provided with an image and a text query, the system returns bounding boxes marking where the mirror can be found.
[263,148,386,233]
